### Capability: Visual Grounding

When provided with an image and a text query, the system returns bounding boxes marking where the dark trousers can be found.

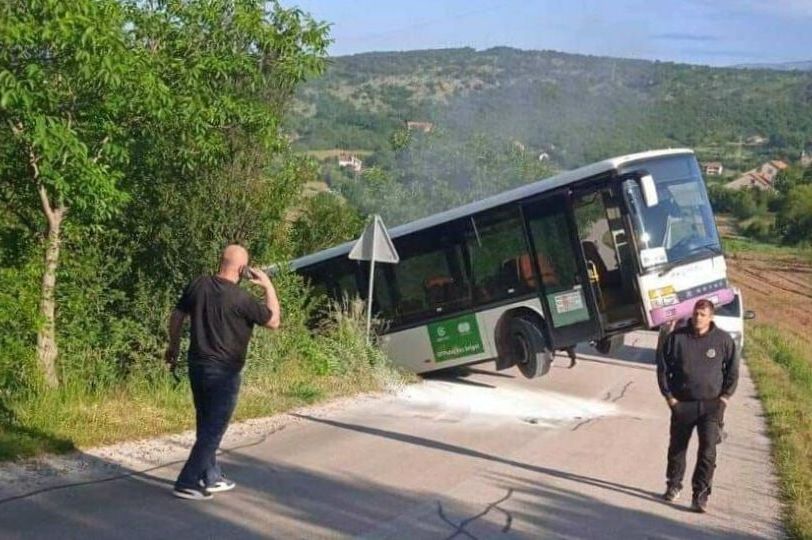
[175,362,241,489]
[666,399,725,495]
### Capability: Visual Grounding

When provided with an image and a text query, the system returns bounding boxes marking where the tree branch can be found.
[38,184,56,226]
[92,135,111,163]
[8,119,23,137]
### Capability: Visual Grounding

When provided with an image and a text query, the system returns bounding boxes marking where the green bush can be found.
[741,218,774,243]
[290,192,365,257]
[775,184,812,245]
[0,262,41,394]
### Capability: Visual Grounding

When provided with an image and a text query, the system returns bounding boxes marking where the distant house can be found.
[745,134,768,145]
[724,159,788,191]
[801,150,812,168]
[761,160,788,181]
[338,153,362,173]
[405,121,434,133]
[703,162,724,176]
[724,172,774,191]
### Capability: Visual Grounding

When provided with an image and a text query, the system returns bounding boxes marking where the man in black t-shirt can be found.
[165,244,280,501]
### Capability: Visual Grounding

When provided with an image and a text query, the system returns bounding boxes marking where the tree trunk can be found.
[36,185,64,389]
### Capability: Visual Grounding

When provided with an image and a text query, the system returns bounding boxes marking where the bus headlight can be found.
[649,286,678,308]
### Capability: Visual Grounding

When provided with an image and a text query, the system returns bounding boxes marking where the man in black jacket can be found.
[657,298,738,513]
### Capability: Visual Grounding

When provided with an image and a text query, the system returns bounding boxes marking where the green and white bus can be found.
[289,149,733,378]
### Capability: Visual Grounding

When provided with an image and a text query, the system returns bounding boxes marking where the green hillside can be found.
[289,47,812,169]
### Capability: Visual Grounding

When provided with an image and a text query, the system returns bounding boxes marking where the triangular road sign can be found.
[349,215,399,264]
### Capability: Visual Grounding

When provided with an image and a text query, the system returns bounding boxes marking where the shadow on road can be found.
[292,413,659,502]
[422,369,497,389]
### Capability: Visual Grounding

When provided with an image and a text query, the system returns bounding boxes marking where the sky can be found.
[291,0,812,66]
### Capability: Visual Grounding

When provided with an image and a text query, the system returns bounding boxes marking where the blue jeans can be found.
[175,362,241,489]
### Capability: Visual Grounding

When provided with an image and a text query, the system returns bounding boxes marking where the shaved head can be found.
[219,244,249,273]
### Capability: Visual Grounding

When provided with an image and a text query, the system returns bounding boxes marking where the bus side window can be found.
[302,259,363,317]
[424,275,454,306]
[526,207,579,294]
[510,253,560,289]
[384,226,471,326]
[370,264,398,321]
[466,207,534,302]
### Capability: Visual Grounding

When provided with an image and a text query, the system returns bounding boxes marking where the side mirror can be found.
[640,173,658,207]
[744,310,756,320]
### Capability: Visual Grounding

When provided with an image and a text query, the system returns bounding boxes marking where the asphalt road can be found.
[0,331,783,539]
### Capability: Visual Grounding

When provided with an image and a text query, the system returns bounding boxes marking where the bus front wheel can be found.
[508,318,553,379]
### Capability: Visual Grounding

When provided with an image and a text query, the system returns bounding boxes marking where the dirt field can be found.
[726,245,812,344]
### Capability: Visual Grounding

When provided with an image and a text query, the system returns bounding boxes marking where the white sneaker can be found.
[202,477,236,493]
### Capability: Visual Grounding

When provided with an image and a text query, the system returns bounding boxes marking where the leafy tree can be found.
[120,0,329,289]
[0,0,140,387]
[290,191,365,257]
[389,127,411,151]
[776,184,812,244]
[774,166,812,194]
[0,0,329,387]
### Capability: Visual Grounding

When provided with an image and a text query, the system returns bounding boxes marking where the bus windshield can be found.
[622,155,721,269]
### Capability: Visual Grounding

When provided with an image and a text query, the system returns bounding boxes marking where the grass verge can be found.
[723,236,812,261]
[0,301,411,461]
[746,324,812,539]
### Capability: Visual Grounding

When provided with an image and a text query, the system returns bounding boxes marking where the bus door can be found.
[521,192,601,349]
[572,182,641,332]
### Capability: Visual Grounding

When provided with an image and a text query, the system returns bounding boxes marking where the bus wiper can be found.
[694,244,723,256]
[657,260,682,277]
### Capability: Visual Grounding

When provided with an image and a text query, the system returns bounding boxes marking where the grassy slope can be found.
[0,307,408,461]
[726,235,812,538]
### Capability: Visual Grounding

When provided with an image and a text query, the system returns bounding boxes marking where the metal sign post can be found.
[365,256,376,340]
[348,215,399,342]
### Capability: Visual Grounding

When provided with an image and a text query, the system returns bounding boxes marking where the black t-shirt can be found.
[176,276,272,370]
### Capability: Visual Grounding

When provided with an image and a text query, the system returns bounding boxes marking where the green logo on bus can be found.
[428,314,484,362]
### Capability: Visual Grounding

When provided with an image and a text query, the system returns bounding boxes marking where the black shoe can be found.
[691,490,709,513]
[173,485,213,501]
[663,485,681,502]
[567,348,577,368]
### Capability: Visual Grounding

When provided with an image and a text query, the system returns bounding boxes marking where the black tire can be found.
[508,318,552,379]
[595,334,623,355]
[595,337,612,355]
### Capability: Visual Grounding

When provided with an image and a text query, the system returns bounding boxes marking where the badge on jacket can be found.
[706,348,717,359]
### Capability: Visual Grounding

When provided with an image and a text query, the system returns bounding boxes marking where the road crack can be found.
[437,488,514,539]
[571,418,595,431]
[603,381,634,403]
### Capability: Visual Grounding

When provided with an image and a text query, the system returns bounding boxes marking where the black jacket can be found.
[657,321,738,401]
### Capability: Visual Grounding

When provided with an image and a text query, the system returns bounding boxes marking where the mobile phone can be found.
[240,266,254,280]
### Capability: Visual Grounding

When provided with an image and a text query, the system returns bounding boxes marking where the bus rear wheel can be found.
[508,318,552,379]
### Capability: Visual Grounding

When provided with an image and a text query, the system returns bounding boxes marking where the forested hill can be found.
[289,47,812,167]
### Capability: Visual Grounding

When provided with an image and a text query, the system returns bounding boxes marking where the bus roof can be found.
[288,148,693,269]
